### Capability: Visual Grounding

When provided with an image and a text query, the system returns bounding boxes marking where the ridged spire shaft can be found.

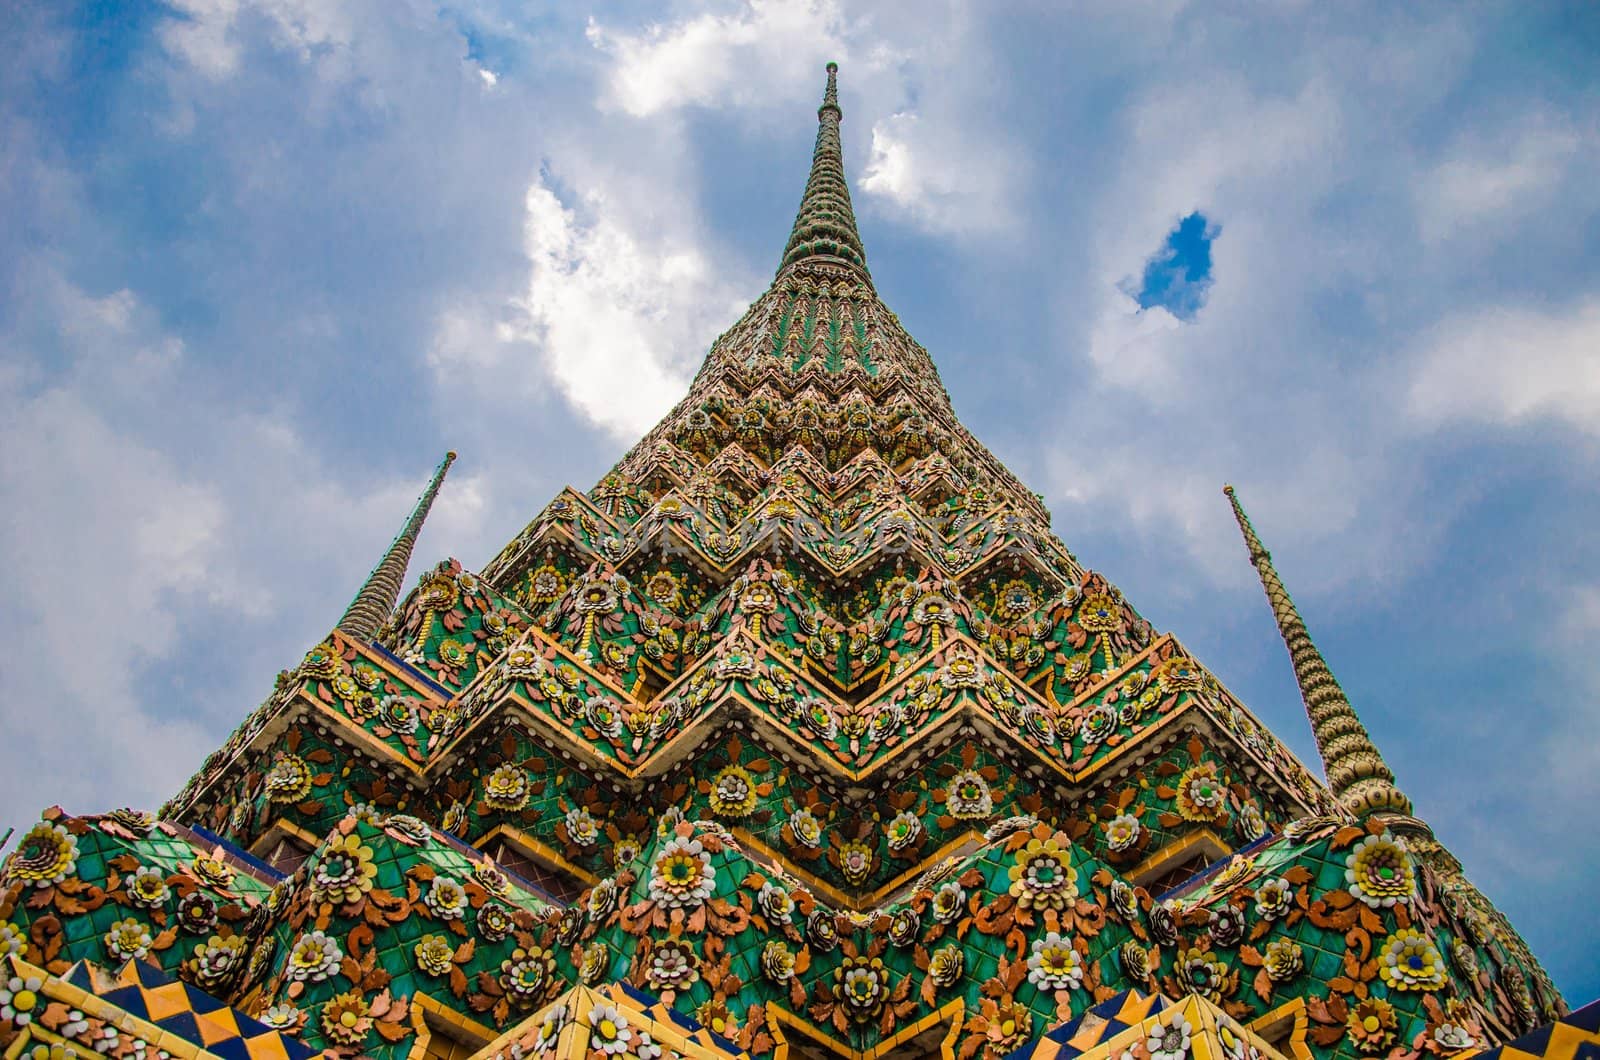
[1224,485,1413,819]
[338,452,456,641]
[779,62,869,276]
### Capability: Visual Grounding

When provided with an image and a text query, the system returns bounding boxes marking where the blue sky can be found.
[2,0,1598,1003]
[1133,212,1217,320]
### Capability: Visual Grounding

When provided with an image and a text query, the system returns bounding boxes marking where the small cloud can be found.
[1083,288,1184,394]
[1406,299,1600,434]
[859,111,1021,235]
[860,114,919,204]
[157,0,357,81]
[586,2,845,118]
[158,0,244,79]
[518,178,741,437]
[431,173,752,442]
[477,66,499,88]
[1080,212,1219,395]
[1419,121,1582,243]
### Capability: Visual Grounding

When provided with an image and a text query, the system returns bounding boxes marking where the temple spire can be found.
[338,452,456,641]
[1223,484,1414,819]
[779,62,869,277]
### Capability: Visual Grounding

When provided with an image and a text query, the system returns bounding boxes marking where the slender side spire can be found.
[1223,484,1413,819]
[779,62,869,276]
[338,452,456,641]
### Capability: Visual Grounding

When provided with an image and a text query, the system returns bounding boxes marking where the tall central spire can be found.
[779,62,869,277]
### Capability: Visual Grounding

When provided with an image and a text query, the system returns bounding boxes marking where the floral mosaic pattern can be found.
[2,801,1562,1060]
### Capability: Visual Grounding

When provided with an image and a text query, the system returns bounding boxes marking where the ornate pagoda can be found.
[2,64,1590,1060]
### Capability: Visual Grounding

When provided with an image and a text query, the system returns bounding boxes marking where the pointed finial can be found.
[779,63,869,278]
[1224,484,1413,819]
[337,452,456,641]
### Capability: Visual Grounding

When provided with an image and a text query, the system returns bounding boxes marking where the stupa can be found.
[2,64,1590,1060]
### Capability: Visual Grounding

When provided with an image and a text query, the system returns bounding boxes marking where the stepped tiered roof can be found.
[0,64,1576,1060]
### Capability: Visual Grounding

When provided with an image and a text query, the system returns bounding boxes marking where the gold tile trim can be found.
[1247,996,1311,1060]
[1127,829,1233,889]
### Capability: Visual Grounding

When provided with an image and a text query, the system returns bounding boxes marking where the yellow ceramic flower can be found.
[4,822,78,888]
[320,991,372,1046]
[1007,836,1079,910]
[761,940,796,983]
[1103,813,1142,853]
[1347,997,1398,1049]
[482,764,530,811]
[103,918,154,963]
[417,571,459,610]
[946,769,993,818]
[525,564,567,606]
[708,765,759,817]
[648,836,715,909]
[1345,831,1415,909]
[974,997,1032,1052]
[182,934,248,989]
[1078,592,1121,632]
[994,580,1037,620]
[500,946,555,1007]
[263,754,313,804]
[1154,655,1205,692]
[310,833,378,905]
[832,955,890,1022]
[1378,928,1447,991]
[0,921,25,959]
[414,934,454,977]
[190,855,235,889]
[285,931,341,983]
[928,945,964,989]
[1263,939,1304,982]
[1175,946,1236,1004]
[837,839,875,885]
[1026,931,1084,991]
[298,643,341,679]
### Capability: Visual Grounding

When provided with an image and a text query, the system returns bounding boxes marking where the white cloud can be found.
[859,116,914,197]
[1406,299,1600,433]
[1081,288,1185,395]
[1420,121,1584,243]
[586,0,847,117]
[429,175,751,441]
[158,0,245,78]
[860,110,1020,235]
[159,0,356,80]
[0,365,228,817]
[585,1,1023,238]
[520,179,744,438]
[0,267,478,832]
[1042,432,1384,600]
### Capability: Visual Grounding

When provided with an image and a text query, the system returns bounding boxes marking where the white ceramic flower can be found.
[1148,1017,1193,1060]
